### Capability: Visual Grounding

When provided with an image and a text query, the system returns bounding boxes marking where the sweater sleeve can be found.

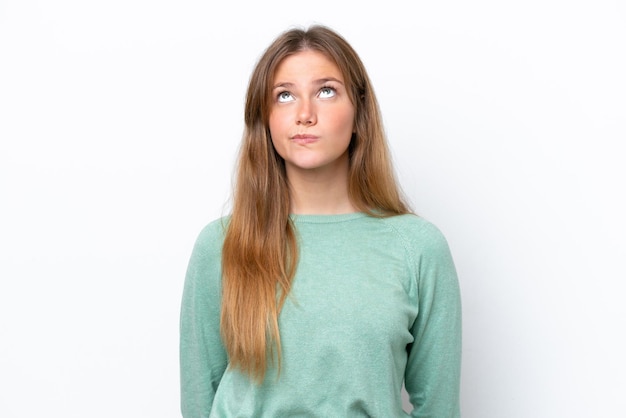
[180,221,229,418]
[404,221,462,418]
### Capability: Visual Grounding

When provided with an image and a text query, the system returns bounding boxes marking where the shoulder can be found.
[378,214,456,278]
[189,216,230,262]
[197,215,229,237]
[381,215,458,296]
[184,217,230,290]
[380,214,451,253]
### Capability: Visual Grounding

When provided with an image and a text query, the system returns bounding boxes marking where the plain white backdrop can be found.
[1,1,625,417]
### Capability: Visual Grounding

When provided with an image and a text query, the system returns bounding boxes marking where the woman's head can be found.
[241,25,405,213]
[245,25,370,135]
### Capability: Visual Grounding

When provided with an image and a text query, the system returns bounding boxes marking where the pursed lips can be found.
[291,134,319,145]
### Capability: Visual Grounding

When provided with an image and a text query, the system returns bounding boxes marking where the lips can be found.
[291,134,318,145]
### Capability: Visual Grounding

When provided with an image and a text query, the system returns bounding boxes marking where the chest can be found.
[279,230,417,352]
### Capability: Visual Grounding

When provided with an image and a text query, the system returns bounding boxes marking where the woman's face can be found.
[269,50,355,177]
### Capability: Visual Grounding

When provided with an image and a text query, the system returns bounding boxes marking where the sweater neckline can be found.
[289,212,368,224]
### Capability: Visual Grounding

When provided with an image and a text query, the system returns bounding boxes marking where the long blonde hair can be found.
[221,25,411,382]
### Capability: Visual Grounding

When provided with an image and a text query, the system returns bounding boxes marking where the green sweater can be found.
[180,213,462,417]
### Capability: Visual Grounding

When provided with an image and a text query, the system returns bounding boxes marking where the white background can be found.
[1,1,625,417]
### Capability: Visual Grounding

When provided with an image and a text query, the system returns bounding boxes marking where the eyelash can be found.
[319,85,336,96]
[276,85,337,101]
[276,91,292,101]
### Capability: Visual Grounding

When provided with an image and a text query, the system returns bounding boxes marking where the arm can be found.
[180,221,229,418]
[405,222,462,418]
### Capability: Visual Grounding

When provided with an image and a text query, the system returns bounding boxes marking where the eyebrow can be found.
[272,77,344,90]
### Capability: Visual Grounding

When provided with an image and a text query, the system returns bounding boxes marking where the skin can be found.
[269,50,357,214]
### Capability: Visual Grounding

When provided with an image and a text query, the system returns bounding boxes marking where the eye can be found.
[277,91,294,103]
[319,86,336,99]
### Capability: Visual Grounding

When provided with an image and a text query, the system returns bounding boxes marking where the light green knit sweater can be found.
[180,213,461,417]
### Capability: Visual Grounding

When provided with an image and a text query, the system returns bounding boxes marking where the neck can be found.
[286,155,357,215]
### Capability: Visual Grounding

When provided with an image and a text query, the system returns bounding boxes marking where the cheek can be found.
[331,107,356,138]
[268,111,286,139]
[268,114,286,157]
[268,113,277,137]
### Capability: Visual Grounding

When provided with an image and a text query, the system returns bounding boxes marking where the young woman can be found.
[180,25,462,417]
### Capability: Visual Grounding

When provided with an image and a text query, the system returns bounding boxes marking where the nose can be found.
[296,99,316,126]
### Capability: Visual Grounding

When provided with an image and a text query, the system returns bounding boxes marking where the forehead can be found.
[273,50,344,82]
